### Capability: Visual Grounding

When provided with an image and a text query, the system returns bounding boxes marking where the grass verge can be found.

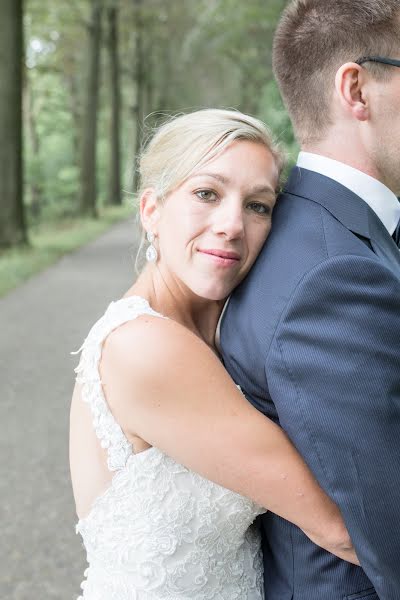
[0,205,134,298]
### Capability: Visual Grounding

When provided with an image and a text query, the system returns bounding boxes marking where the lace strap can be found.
[72,296,166,471]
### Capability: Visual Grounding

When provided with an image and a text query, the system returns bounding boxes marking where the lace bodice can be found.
[73,296,265,600]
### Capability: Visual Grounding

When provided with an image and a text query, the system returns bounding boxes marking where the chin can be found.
[192,284,234,302]
[188,273,244,302]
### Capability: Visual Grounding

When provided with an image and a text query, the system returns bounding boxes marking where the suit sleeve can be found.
[265,254,400,596]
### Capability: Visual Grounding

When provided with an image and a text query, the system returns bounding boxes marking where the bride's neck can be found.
[126,268,225,351]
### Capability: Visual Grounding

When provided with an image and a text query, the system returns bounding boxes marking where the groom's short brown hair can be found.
[273,0,400,144]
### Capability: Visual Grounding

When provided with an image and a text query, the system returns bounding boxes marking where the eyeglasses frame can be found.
[355,56,400,68]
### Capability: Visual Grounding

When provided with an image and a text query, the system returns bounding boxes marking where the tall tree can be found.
[25,79,43,219]
[107,2,121,205]
[0,0,27,248]
[79,0,103,217]
[131,0,145,187]
[64,58,82,165]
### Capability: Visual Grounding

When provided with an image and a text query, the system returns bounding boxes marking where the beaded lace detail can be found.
[73,296,265,600]
[72,296,164,471]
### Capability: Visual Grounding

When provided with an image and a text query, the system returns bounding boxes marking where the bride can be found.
[69,109,358,600]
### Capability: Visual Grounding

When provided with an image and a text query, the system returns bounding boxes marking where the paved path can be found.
[0,218,140,599]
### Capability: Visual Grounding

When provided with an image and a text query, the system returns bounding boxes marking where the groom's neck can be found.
[302,134,381,184]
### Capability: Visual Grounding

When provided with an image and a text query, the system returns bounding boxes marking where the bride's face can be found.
[144,140,279,301]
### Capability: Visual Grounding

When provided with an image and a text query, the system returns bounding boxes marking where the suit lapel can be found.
[284,167,400,273]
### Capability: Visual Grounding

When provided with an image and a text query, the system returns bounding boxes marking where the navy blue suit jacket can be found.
[221,167,400,600]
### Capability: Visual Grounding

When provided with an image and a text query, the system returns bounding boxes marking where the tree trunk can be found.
[143,43,153,118]
[65,70,81,165]
[131,0,145,190]
[107,5,121,205]
[25,80,43,220]
[79,0,102,217]
[155,40,172,113]
[0,0,27,248]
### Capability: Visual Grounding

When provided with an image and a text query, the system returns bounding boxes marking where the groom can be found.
[221,1,400,599]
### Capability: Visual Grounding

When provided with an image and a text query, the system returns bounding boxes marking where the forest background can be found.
[0,0,296,296]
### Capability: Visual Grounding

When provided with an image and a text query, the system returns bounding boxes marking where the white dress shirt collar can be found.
[297,152,400,235]
[214,297,230,354]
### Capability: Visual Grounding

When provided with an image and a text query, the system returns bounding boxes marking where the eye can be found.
[247,201,271,216]
[195,189,218,202]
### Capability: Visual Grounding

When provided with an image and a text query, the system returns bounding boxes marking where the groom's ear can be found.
[334,62,370,122]
[140,189,161,233]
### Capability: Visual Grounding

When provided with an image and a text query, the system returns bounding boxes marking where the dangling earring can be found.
[146,231,158,263]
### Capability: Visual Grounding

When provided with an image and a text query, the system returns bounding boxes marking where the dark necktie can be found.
[393,219,400,247]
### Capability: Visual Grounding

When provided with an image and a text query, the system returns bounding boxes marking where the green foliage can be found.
[23,0,294,212]
[258,79,299,169]
[18,0,296,241]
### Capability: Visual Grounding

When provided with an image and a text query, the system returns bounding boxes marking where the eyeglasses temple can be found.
[356,56,400,67]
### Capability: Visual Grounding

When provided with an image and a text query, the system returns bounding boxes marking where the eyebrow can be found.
[190,172,276,196]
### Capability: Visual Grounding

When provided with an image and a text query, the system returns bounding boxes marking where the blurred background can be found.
[0,1,295,598]
[0,0,296,297]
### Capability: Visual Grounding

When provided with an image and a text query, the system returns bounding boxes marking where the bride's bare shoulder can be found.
[101,313,216,381]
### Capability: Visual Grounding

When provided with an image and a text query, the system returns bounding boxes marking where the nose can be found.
[212,198,245,240]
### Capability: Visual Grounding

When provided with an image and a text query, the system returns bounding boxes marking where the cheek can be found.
[157,216,200,265]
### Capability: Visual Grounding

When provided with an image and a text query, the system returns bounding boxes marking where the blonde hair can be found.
[135,108,284,271]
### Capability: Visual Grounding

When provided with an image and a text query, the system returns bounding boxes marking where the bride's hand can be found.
[302,518,360,565]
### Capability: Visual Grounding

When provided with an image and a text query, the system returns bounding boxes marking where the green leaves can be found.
[22,0,294,225]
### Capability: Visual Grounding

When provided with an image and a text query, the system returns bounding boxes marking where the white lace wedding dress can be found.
[73,296,265,600]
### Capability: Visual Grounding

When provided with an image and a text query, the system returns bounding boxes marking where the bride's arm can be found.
[100,315,358,565]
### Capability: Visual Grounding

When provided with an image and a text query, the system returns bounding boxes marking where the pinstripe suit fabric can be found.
[221,168,400,600]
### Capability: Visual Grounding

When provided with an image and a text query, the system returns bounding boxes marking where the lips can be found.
[198,249,241,260]
[197,248,241,267]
